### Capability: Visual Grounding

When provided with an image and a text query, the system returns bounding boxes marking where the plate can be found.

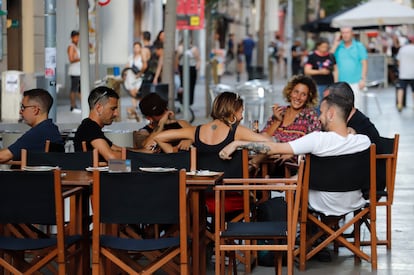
[22,166,58,171]
[85,166,109,172]
[139,167,177,173]
[186,170,221,177]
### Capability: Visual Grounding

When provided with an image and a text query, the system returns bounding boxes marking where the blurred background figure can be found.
[175,38,201,107]
[396,35,414,112]
[242,34,255,72]
[304,37,338,112]
[331,27,368,110]
[67,30,81,113]
[122,41,147,121]
[225,33,235,75]
[291,38,305,75]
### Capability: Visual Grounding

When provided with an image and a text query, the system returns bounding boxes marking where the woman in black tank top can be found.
[153,92,272,153]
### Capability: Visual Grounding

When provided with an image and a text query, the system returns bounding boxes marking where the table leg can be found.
[191,189,207,275]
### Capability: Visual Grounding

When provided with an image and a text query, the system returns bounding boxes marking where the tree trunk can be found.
[257,0,266,67]
[162,0,177,111]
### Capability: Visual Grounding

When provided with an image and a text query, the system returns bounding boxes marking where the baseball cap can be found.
[139,93,167,117]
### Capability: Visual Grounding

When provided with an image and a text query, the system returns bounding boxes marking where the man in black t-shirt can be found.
[74,86,122,161]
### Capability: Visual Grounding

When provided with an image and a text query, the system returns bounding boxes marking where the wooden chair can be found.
[44,139,65,153]
[360,134,399,249]
[295,144,377,271]
[214,160,305,275]
[5,139,63,167]
[91,169,189,275]
[196,149,254,271]
[0,169,83,274]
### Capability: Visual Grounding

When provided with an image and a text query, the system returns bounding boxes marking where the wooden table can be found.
[186,172,224,275]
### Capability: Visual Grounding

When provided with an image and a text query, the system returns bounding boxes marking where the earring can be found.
[229,115,237,125]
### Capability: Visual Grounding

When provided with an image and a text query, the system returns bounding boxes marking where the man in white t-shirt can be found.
[219,91,370,216]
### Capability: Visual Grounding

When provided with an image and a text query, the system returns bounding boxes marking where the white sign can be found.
[45,47,56,78]
[5,73,19,93]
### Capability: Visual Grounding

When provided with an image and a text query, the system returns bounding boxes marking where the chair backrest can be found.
[376,134,399,194]
[308,147,371,193]
[0,170,59,225]
[44,140,65,153]
[94,170,185,225]
[21,148,98,170]
[196,149,249,178]
[124,148,195,172]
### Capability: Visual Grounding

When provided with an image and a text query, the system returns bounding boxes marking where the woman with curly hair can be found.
[153,91,271,153]
[250,75,321,173]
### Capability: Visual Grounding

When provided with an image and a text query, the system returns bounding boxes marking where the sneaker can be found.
[70,107,81,114]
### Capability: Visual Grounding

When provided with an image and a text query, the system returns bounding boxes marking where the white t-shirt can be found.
[288,131,370,216]
[127,54,144,72]
[397,44,414,79]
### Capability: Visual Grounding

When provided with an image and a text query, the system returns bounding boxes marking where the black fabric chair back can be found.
[126,150,191,171]
[196,149,245,178]
[26,151,95,170]
[376,136,395,191]
[309,147,371,192]
[99,171,180,224]
[48,142,65,152]
[0,171,56,224]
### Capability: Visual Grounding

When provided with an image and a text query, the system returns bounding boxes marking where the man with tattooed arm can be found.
[219,88,370,216]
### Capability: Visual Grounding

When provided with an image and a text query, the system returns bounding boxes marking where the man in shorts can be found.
[67,30,81,113]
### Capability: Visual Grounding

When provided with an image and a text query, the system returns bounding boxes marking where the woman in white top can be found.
[123,41,148,120]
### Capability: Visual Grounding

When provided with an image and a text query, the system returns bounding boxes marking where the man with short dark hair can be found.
[324,81,380,144]
[133,93,192,150]
[73,86,122,160]
[0,88,63,163]
[219,91,370,216]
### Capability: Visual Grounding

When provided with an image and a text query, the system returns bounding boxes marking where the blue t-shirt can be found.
[8,119,63,160]
[242,38,255,55]
[334,39,367,83]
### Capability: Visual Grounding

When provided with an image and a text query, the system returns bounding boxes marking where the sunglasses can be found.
[93,91,108,106]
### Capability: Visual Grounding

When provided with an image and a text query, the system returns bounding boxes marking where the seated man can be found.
[73,86,122,160]
[219,90,370,216]
[0,88,63,163]
[133,93,192,151]
[323,81,380,144]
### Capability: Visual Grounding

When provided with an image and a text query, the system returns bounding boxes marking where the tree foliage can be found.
[321,0,367,16]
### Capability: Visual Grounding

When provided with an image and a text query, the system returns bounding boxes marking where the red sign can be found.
[98,0,110,6]
[176,0,204,30]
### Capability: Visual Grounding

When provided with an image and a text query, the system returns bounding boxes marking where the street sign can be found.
[176,0,204,30]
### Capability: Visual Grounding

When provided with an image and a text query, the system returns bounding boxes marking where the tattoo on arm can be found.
[240,143,271,154]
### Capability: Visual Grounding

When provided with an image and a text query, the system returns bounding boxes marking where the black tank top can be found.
[194,124,237,153]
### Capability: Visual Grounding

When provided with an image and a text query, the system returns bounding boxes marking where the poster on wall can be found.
[45,47,56,78]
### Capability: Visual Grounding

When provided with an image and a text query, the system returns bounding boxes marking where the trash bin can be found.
[1,71,25,121]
